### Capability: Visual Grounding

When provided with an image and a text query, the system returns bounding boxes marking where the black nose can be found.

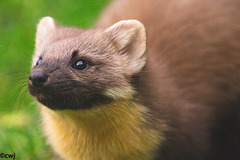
[29,71,48,88]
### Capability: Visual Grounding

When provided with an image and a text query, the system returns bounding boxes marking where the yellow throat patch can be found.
[40,99,164,160]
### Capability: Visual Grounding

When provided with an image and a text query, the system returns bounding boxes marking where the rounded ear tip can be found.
[40,16,54,22]
[107,19,146,35]
[115,19,145,28]
[38,16,57,30]
[125,19,144,25]
[39,16,54,23]
[38,16,56,28]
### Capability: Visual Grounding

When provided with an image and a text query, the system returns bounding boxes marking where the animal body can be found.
[28,0,240,159]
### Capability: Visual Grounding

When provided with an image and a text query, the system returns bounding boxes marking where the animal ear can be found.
[105,20,147,74]
[35,16,57,49]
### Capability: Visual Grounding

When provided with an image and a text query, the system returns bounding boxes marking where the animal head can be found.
[28,17,147,110]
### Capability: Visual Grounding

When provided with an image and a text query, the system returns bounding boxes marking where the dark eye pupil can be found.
[36,58,42,66]
[72,60,88,70]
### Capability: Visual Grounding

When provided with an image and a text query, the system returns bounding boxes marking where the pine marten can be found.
[28,0,240,159]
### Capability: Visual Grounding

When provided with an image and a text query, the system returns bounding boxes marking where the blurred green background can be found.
[0,0,111,159]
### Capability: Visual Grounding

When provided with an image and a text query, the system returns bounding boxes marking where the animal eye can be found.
[72,60,89,71]
[36,58,42,66]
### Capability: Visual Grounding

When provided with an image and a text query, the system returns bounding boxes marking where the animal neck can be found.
[41,99,163,160]
[60,99,147,129]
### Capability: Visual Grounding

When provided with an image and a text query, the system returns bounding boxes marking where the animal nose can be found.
[29,71,48,88]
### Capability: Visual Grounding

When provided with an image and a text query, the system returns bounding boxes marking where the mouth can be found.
[34,91,80,110]
[28,83,113,110]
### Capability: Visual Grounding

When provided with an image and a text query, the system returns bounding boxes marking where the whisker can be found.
[9,77,28,83]
[11,82,28,110]
[8,79,28,91]
[29,104,42,132]
[18,87,29,112]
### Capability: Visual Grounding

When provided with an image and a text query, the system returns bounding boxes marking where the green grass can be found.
[0,0,111,159]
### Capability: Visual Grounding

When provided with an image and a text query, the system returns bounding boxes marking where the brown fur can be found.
[28,0,240,159]
[98,0,240,159]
